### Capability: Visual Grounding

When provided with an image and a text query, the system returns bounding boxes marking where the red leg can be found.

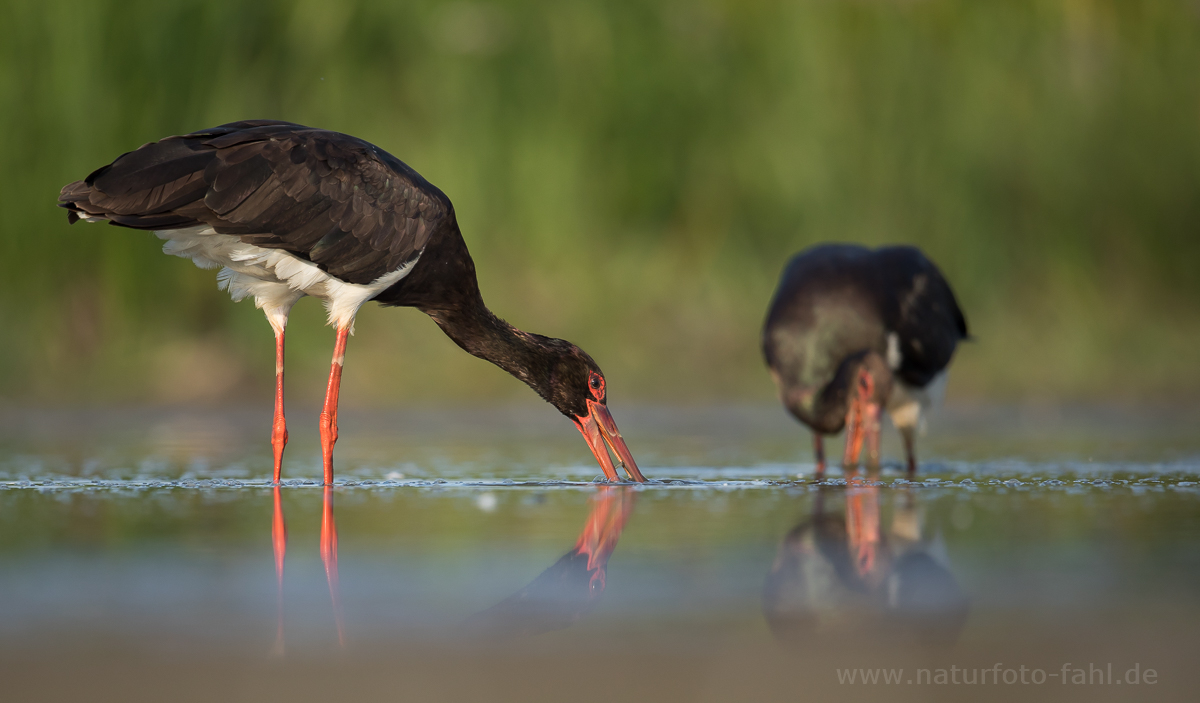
[865,401,882,471]
[320,485,345,647]
[271,329,288,483]
[271,485,287,656]
[843,399,864,471]
[813,432,826,479]
[319,326,350,486]
[901,426,918,477]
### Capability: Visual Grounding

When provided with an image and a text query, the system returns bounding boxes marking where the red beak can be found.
[574,400,646,482]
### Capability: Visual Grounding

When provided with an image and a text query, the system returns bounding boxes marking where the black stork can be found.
[762,244,968,477]
[59,120,645,485]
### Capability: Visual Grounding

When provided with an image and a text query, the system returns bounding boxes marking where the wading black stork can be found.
[762,244,968,477]
[59,120,645,485]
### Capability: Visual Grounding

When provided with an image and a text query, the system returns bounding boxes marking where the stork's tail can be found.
[59,177,199,229]
[58,133,215,230]
[58,180,105,223]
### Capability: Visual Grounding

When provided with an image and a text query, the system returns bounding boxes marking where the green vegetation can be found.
[1,0,1198,405]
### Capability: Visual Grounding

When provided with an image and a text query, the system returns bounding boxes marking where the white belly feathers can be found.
[887,371,948,433]
[155,226,417,333]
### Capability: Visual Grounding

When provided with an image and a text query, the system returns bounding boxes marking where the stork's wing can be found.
[59,120,453,285]
[873,246,969,388]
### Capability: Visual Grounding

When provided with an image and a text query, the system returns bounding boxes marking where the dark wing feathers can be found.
[59,121,453,285]
[871,246,968,388]
[206,155,275,215]
[763,243,968,394]
[762,244,886,395]
[89,139,212,197]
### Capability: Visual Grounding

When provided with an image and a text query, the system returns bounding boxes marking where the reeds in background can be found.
[1,0,1198,405]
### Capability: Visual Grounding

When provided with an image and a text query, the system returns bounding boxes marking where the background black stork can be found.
[762,244,968,477]
[59,120,645,485]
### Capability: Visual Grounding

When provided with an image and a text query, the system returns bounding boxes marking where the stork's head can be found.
[531,339,645,483]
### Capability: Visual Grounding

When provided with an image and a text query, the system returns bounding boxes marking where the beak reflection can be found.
[467,486,636,637]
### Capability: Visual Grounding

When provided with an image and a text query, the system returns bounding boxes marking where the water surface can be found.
[2,404,1198,702]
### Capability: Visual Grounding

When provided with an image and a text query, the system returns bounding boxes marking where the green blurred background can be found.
[2,0,1198,407]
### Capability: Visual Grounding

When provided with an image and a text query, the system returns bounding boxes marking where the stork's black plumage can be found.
[59,121,645,485]
[61,121,444,283]
[762,244,968,476]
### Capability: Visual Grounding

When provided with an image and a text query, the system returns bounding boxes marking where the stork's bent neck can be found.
[427,298,546,390]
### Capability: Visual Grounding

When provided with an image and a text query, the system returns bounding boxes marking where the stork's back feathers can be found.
[59,120,455,285]
[763,244,968,394]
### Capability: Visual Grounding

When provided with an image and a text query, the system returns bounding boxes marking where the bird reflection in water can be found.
[271,486,287,656]
[467,486,635,638]
[270,485,345,655]
[763,482,968,646]
[320,486,346,647]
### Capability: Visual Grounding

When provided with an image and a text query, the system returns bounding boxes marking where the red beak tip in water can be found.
[574,400,646,483]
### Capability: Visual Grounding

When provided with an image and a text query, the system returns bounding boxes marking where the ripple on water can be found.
[1,463,1199,494]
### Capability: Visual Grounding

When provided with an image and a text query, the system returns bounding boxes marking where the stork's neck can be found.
[790,351,891,433]
[814,351,892,431]
[426,295,552,395]
[375,219,558,397]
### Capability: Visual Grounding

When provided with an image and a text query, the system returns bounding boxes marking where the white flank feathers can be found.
[887,370,948,435]
[155,226,417,332]
[885,332,902,370]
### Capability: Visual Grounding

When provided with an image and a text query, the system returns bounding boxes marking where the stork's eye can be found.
[588,372,604,400]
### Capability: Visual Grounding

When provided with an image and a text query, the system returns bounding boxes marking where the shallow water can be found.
[2,403,1199,702]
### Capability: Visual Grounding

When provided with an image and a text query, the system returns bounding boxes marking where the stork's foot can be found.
[271,417,288,484]
[319,411,338,485]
